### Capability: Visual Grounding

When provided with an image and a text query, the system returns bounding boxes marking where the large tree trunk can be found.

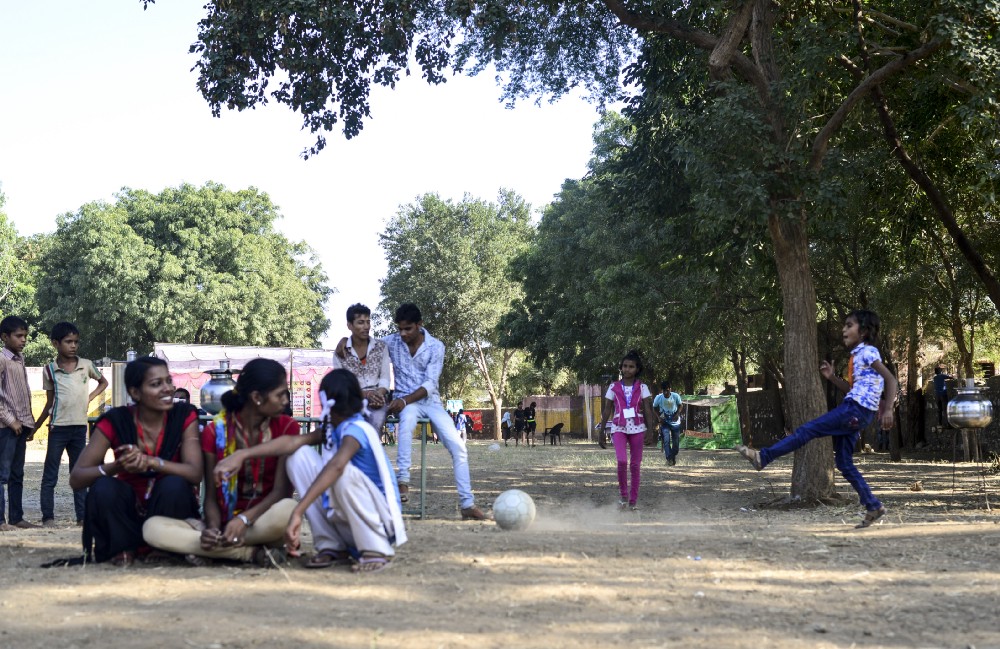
[768,210,835,501]
[683,364,695,395]
[492,401,503,441]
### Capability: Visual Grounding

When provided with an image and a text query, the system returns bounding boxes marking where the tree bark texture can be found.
[767,211,835,501]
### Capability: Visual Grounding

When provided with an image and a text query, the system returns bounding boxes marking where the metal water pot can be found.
[200,360,236,414]
[946,383,993,428]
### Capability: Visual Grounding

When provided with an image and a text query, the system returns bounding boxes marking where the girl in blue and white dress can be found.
[214,369,406,572]
[735,309,898,528]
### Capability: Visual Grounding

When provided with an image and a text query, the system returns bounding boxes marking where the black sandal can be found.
[305,548,351,569]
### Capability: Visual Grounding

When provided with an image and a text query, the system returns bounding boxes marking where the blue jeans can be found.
[41,425,88,522]
[0,426,30,525]
[660,419,681,460]
[760,399,882,511]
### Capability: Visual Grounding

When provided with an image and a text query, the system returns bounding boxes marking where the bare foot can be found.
[352,553,392,573]
[185,518,207,532]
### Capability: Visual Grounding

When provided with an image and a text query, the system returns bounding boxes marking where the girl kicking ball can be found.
[735,309,897,528]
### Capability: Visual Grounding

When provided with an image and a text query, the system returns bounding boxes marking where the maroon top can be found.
[201,414,300,519]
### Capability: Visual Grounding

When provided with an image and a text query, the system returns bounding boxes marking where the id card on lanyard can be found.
[623,382,641,422]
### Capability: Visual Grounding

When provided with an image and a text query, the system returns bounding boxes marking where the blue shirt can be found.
[323,415,385,494]
[932,373,949,396]
[845,343,884,411]
[383,328,445,403]
[653,392,682,416]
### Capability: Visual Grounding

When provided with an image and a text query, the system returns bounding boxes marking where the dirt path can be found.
[1,440,998,649]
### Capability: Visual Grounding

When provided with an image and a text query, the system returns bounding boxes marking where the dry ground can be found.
[1,437,999,649]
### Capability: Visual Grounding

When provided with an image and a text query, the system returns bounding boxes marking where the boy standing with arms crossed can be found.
[0,316,38,530]
[34,322,108,526]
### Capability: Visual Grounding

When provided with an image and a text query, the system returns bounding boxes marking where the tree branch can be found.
[809,39,944,171]
[831,6,920,33]
[708,1,755,79]
[601,0,770,102]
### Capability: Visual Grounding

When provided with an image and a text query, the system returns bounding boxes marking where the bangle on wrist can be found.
[236,513,252,527]
[98,464,107,477]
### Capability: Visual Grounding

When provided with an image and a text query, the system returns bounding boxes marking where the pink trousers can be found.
[612,431,644,505]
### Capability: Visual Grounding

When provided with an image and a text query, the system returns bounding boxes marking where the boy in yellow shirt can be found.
[34,322,108,526]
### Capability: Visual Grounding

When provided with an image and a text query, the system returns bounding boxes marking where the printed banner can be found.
[678,395,742,450]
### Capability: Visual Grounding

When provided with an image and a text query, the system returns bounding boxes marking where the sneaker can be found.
[461,506,488,521]
[735,444,763,470]
[629,503,638,511]
[42,519,58,528]
[855,506,887,529]
[618,500,627,511]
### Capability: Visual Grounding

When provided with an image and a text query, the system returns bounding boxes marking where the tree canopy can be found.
[163,0,1000,501]
[379,191,533,436]
[0,193,17,308]
[34,182,332,359]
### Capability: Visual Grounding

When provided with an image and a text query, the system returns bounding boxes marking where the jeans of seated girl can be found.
[759,398,882,512]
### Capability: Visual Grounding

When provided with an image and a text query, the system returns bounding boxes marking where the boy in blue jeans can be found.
[653,381,683,465]
[34,322,108,526]
[0,316,37,530]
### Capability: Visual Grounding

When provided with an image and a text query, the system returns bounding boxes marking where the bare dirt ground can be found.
[2,437,999,649]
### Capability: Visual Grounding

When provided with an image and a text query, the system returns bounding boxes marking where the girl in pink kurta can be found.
[597,351,657,511]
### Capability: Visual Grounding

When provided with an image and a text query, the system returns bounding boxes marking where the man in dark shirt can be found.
[513,404,526,446]
[932,366,952,426]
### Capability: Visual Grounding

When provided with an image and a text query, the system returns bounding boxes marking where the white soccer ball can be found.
[493,489,536,531]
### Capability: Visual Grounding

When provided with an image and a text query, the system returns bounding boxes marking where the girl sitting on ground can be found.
[143,358,299,565]
[69,357,203,566]
[214,369,406,572]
